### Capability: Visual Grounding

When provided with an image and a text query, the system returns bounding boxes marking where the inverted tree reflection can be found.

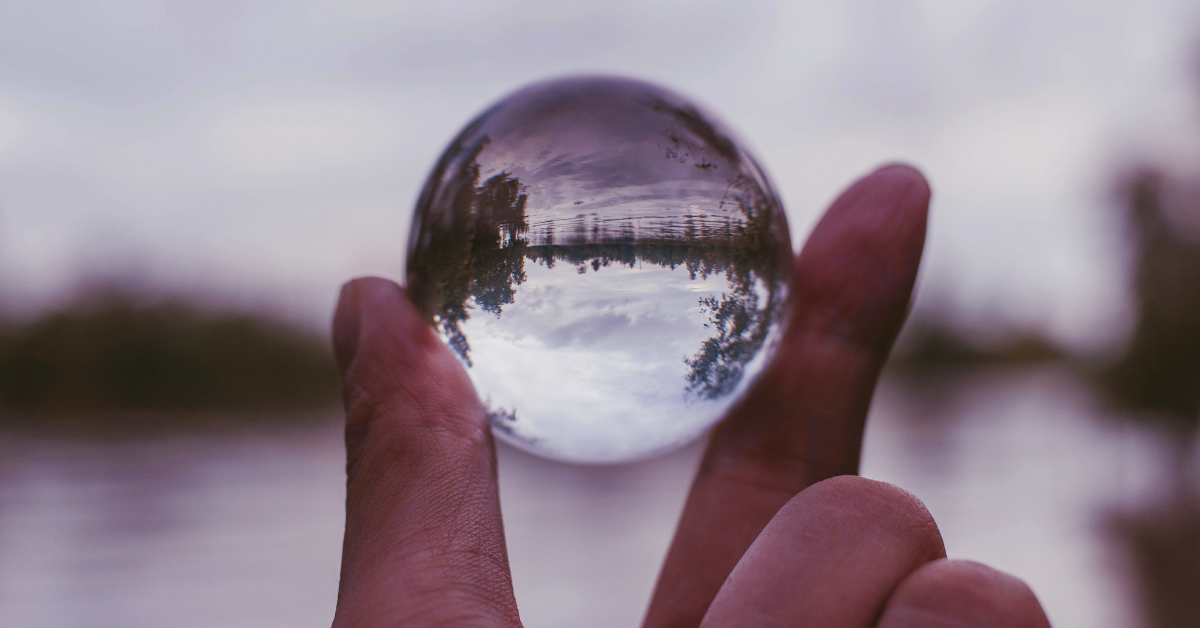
[408,141,788,401]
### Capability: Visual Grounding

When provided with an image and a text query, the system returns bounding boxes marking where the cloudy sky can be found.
[2,0,1199,353]
[467,262,761,463]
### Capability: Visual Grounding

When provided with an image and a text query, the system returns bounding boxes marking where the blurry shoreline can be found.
[0,292,342,432]
[0,280,1140,431]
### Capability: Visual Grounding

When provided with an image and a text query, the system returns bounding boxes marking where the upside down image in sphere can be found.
[406,76,793,463]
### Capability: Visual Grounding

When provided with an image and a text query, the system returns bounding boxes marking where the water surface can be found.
[0,370,1166,628]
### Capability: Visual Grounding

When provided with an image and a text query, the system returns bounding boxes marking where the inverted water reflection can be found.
[406,77,792,462]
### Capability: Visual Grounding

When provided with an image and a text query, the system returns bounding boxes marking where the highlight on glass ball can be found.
[406,76,793,463]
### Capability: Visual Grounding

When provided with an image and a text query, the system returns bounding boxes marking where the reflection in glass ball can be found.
[406,76,793,463]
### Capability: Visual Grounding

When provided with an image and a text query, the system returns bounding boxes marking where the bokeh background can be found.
[3,1,1200,626]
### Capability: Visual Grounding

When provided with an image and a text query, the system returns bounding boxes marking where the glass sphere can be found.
[406,76,792,463]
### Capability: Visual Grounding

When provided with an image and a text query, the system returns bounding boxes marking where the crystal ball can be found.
[405,76,792,463]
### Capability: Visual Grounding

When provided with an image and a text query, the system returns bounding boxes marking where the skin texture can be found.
[876,560,1053,628]
[329,165,1054,628]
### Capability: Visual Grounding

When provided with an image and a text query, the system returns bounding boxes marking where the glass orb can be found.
[406,76,792,463]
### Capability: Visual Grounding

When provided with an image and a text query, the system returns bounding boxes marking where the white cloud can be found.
[461,261,776,463]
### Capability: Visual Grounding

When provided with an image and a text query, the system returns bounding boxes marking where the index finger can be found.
[644,165,931,628]
[331,278,520,628]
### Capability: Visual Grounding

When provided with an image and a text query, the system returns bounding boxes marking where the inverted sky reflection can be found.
[467,262,759,461]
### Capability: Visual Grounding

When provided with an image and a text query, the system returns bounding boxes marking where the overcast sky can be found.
[467,261,754,463]
[1,0,1199,353]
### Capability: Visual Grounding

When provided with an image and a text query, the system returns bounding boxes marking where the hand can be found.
[329,165,1052,627]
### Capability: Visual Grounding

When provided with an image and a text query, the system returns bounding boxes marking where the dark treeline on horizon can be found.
[0,297,340,420]
[3,162,1197,424]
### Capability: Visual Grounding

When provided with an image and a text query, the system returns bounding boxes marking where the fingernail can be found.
[333,281,363,373]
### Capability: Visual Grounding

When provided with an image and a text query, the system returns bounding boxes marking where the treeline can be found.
[0,297,340,417]
[887,320,1067,374]
[525,236,781,282]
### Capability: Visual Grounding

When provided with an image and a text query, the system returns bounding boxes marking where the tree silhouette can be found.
[1103,168,1200,427]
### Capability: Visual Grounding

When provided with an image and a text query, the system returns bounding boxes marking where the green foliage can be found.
[0,300,340,415]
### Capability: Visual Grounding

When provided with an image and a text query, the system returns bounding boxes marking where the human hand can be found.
[329,165,1052,627]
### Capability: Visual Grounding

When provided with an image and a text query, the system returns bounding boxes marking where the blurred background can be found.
[2,1,1200,626]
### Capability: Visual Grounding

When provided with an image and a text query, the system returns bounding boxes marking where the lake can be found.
[0,367,1177,627]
